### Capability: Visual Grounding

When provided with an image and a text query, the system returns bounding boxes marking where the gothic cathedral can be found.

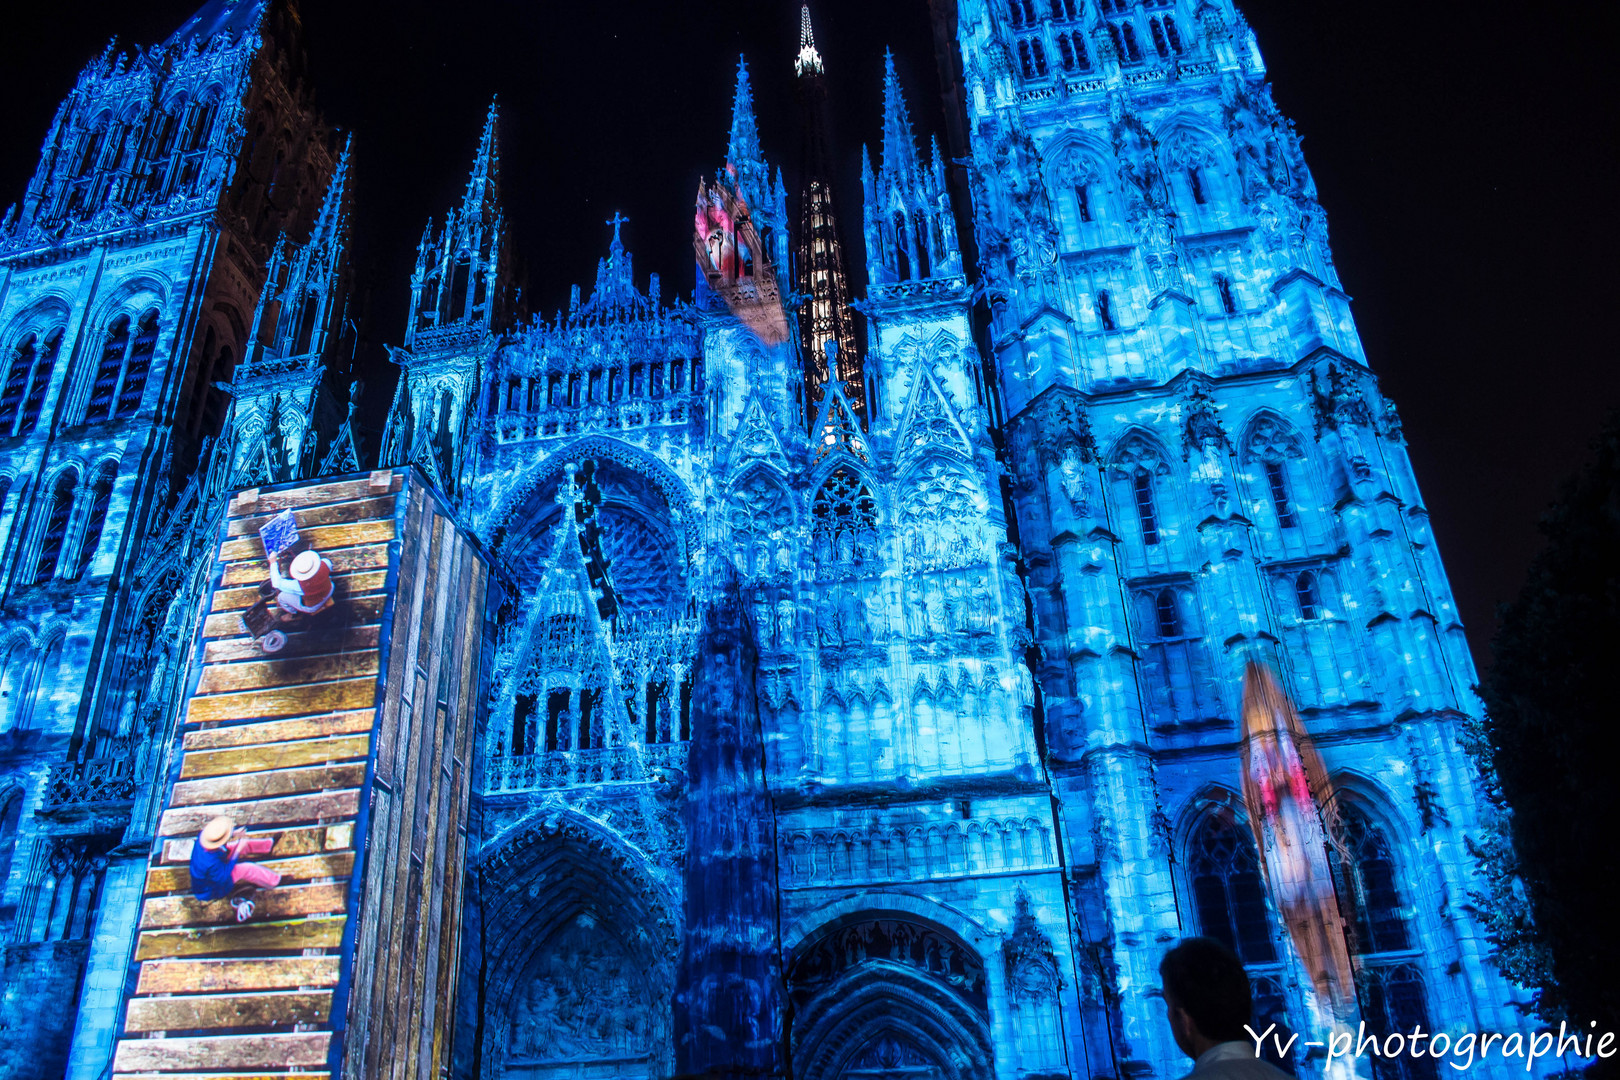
[0,2,1528,1079]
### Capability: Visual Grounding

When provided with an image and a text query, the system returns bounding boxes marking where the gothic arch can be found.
[1105,425,1173,474]
[475,810,678,1079]
[485,434,698,567]
[1238,409,1307,464]
[727,463,797,579]
[785,895,997,1080]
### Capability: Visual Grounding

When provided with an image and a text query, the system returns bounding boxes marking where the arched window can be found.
[1190,808,1277,963]
[1008,0,1026,27]
[85,316,130,422]
[85,309,158,423]
[1295,572,1321,621]
[811,467,880,579]
[0,787,22,903]
[449,258,470,321]
[293,292,319,356]
[1132,469,1159,545]
[1163,15,1184,54]
[1335,802,1410,954]
[1215,273,1238,315]
[1333,802,1433,1080]
[119,310,158,417]
[892,211,912,279]
[34,474,76,583]
[76,465,116,578]
[1,336,37,433]
[1155,588,1180,638]
[1264,459,1296,529]
[1187,166,1207,206]
[1096,289,1116,331]
[1074,182,1092,223]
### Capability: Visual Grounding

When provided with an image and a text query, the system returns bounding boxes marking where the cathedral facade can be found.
[0,2,1530,1079]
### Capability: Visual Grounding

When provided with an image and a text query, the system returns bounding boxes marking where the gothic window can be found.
[1155,588,1180,637]
[1187,166,1207,205]
[1294,571,1320,621]
[85,309,158,423]
[1252,975,1300,1074]
[1190,808,1277,964]
[1163,15,1184,53]
[1096,288,1117,331]
[1150,15,1183,57]
[0,787,21,902]
[1051,0,1079,19]
[728,470,794,578]
[1058,31,1091,71]
[449,258,470,321]
[1215,273,1238,315]
[899,460,982,571]
[293,292,319,356]
[1,336,36,433]
[1359,964,1438,1080]
[1017,38,1048,78]
[1265,460,1296,528]
[811,467,879,579]
[0,329,58,437]
[0,643,28,734]
[75,464,116,579]
[1334,802,1412,955]
[1073,182,1093,224]
[33,473,76,583]
[1132,469,1159,545]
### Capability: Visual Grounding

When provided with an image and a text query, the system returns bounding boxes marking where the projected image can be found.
[693,170,790,345]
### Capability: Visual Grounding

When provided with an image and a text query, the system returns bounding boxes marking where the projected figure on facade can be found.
[188,816,283,923]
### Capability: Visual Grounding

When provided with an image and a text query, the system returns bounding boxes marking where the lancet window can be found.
[1096,289,1117,331]
[33,472,77,583]
[1,329,62,436]
[1215,273,1238,315]
[1057,31,1091,72]
[85,308,159,423]
[1017,38,1049,78]
[1132,469,1158,545]
[75,464,116,578]
[1189,808,1277,964]
[811,467,879,579]
[1294,571,1320,620]
[1150,15,1184,58]
[1137,585,1220,726]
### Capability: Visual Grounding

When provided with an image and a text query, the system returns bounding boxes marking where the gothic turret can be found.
[792,5,865,426]
[230,136,356,484]
[405,98,513,347]
[861,52,962,289]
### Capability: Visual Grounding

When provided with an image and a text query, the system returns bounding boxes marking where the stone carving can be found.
[1004,891,1062,1004]
[509,914,656,1063]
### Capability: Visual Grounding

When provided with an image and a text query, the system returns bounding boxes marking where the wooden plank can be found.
[195,651,381,695]
[229,475,396,516]
[221,542,390,586]
[158,790,359,837]
[112,1031,331,1071]
[204,625,381,664]
[210,570,389,613]
[170,762,367,807]
[180,734,372,779]
[183,709,375,751]
[202,595,387,640]
[135,955,341,995]
[184,677,378,724]
[146,851,355,894]
[124,989,331,1032]
[219,519,395,563]
[227,494,399,536]
[160,823,351,864]
[134,915,345,960]
[141,882,348,929]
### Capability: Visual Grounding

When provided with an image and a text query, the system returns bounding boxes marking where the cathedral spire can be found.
[726,57,769,205]
[879,50,919,181]
[462,96,501,224]
[795,4,823,77]
[310,133,353,253]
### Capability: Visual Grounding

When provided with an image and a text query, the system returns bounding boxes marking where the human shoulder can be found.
[1191,1041,1293,1080]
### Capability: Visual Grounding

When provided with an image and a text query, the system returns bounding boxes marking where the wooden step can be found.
[160,823,353,865]
[184,677,378,725]
[183,710,375,752]
[221,540,391,586]
[141,882,348,930]
[210,570,389,614]
[203,625,380,664]
[170,763,366,807]
[125,989,331,1032]
[158,790,360,838]
[227,494,399,537]
[179,734,371,779]
[218,519,395,563]
[111,1031,331,1071]
[135,915,346,961]
[145,851,354,895]
[195,650,380,695]
[201,595,386,641]
[136,956,341,995]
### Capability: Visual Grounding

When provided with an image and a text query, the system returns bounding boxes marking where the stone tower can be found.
[934,0,1524,1075]
[0,2,340,1076]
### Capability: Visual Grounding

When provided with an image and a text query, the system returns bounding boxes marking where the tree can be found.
[1475,411,1620,1030]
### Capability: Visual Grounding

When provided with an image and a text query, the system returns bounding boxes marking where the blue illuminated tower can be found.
[935,1,1526,1075]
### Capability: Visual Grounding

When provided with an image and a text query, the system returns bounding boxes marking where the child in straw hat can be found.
[189,815,281,922]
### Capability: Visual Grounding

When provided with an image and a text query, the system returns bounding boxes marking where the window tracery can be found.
[85,308,159,423]
[727,470,794,578]
[2,328,62,436]
[811,467,879,580]
[1189,807,1278,964]
[899,460,982,571]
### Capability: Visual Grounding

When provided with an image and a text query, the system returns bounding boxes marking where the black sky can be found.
[2,1,1615,671]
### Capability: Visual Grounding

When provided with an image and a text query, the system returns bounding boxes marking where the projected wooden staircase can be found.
[111,470,489,1080]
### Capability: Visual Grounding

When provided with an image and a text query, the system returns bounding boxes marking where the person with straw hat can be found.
[189,815,281,922]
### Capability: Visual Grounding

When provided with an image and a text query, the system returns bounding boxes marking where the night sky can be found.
[2,1,1614,669]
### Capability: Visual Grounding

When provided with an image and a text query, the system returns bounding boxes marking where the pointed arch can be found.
[1238,409,1307,464]
[727,463,796,579]
[809,464,881,581]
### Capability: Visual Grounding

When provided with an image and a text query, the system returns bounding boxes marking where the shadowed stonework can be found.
[0,2,1538,1079]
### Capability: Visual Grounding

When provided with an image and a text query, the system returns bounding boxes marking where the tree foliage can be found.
[1475,412,1620,1028]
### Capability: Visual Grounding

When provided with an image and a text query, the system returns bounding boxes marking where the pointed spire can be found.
[462,97,501,222]
[727,57,764,171]
[879,49,919,179]
[310,133,353,250]
[796,4,824,77]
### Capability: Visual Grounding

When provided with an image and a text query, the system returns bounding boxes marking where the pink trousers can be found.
[227,836,282,889]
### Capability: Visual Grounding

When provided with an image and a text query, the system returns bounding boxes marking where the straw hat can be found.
[199,815,235,850]
[290,550,323,581]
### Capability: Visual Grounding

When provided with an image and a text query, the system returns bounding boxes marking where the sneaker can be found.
[232,898,254,922]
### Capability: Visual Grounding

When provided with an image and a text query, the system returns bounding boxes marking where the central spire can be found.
[795,4,823,77]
